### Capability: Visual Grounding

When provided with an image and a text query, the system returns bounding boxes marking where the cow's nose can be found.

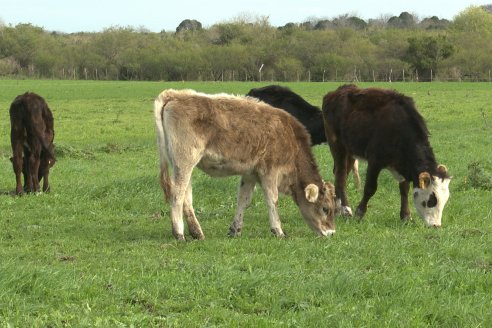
[432,224,441,228]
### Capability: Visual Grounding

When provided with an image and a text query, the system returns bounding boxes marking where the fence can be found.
[2,66,492,82]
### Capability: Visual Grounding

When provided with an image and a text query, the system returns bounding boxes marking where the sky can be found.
[1,0,491,33]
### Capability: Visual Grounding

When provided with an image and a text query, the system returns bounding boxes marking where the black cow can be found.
[322,84,451,227]
[10,92,55,194]
[247,85,360,189]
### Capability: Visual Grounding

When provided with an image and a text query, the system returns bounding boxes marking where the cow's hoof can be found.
[355,207,365,219]
[228,227,242,237]
[174,234,186,241]
[342,206,353,217]
[191,232,205,240]
[401,215,413,224]
[189,226,205,240]
[271,228,285,238]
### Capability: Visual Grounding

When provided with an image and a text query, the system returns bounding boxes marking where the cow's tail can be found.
[154,92,172,203]
[42,108,56,165]
[24,103,56,165]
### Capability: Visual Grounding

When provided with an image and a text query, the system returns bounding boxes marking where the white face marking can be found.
[321,229,336,236]
[413,177,451,227]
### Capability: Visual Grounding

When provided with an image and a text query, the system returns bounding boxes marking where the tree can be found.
[405,35,454,80]
[176,19,202,33]
[452,6,492,33]
[420,16,450,30]
[0,24,45,69]
[388,12,417,29]
[481,4,492,14]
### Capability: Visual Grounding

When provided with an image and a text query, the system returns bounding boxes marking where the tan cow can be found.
[154,89,336,240]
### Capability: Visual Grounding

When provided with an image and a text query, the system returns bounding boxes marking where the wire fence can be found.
[2,67,492,82]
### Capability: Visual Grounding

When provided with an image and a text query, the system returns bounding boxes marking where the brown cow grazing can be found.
[10,92,55,195]
[247,85,361,189]
[154,89,336,240]
[322,84,451,227]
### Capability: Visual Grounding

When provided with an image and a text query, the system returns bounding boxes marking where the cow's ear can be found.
[419,172,431,189]
[305,184,319,203]
[437,164,448,176]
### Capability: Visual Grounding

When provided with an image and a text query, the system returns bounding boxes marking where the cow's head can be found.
[413,165,451,227]
[299,181,337,236]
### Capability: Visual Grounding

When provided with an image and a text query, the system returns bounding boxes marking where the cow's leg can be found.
[183,180,204,240]
[10,128,24,195]
[170,166,194,241]
[351,158,361,191]
[399,180,411,221]
[333,147,352,216]
[42,172,50,192]
[229,176,256,237]
[28,145,42,193]
[22,150,30,192]
[40,159,50,192]
[260,175,284,237]
[355,163,382,218]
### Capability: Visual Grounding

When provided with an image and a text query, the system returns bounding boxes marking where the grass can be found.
[0,80,491,327]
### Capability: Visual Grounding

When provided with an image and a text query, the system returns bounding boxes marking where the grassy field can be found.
[0,80,491,327]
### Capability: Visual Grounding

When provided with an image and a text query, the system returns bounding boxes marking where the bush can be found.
[466,160,492,190]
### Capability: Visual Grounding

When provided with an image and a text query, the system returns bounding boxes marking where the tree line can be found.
[1,6,491,82]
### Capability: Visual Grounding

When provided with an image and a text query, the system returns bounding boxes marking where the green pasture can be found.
[0,80,491,327]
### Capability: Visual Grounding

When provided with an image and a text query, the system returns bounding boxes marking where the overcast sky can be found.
[1,0,490,33]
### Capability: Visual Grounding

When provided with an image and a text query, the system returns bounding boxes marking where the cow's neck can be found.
[409,143,438,185]
[290,149,323,202]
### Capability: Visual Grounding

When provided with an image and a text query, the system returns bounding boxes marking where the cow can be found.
[154,89,337,240]
[322,84,451,227]
[247,85,361,189]
[10,92,56,195]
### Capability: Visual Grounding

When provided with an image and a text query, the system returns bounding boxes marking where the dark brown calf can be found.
[10,92,55,194]
[247,85,361,189]
[322,84,451,227]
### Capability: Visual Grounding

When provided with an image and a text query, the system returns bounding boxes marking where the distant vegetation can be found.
[1,5,492,82]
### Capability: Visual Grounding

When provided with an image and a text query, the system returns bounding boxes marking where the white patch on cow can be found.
[342,205,353,217]
[413,176,451,227]
[321,229,336,236]
[335,199,353,217]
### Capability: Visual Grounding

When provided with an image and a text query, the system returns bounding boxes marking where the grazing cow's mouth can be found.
[321,229,336,236]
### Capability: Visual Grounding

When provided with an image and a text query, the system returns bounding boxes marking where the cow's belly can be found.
[197,154,254,177]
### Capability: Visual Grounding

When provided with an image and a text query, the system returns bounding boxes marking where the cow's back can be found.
[159,90,311,173]
[247,85,325,145]
[323,85,431,165]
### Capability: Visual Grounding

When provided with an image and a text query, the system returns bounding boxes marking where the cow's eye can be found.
[421,201,427,208]
[322,207,330,214]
